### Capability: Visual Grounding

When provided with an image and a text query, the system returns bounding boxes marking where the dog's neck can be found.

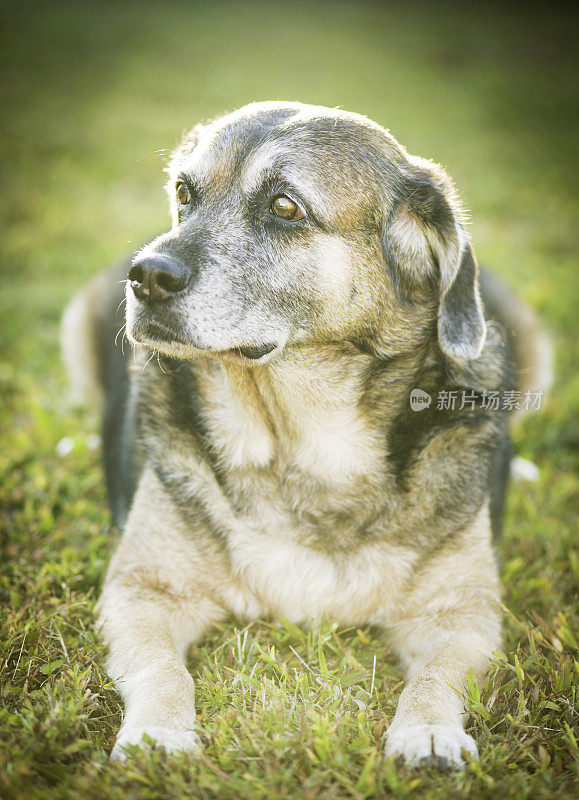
[197,341,428,481]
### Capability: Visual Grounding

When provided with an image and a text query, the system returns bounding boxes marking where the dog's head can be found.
[126,101,485,364]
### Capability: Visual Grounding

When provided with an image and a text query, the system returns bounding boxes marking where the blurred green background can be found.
[1,1,577,384]
[0,2,577,798]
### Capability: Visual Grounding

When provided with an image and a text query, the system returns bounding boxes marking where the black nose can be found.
[128,254,191,303]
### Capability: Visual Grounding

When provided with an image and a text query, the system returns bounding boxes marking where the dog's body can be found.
[62,102,550,767]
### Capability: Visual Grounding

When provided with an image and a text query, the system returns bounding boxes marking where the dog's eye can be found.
[176,182,191,205]
[271,195,305,221]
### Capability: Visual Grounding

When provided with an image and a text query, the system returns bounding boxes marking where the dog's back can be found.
[62,261,138,526]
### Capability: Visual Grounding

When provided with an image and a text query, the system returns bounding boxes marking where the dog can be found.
[62,101,551,768]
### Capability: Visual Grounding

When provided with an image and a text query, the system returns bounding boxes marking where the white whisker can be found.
[142,350,156,372]
[115,324,126,347]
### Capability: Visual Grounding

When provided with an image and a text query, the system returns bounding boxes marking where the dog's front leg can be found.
[383,509,501,769]
[98,580,223,760]
[96,471,227,760]
[384,630,497,769]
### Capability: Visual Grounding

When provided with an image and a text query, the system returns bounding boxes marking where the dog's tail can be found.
[60,262,129,407]
[479,266,553,419]
[479,267,553,491]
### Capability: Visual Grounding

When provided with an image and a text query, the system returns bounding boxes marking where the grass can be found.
[0,1,577,798]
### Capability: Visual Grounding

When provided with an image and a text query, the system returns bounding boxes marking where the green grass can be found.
[0,2,577,798]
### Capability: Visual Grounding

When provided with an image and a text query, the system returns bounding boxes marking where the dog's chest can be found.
[209,446,410,623]
[188,359,413,622]
[196,359,391,537]
[221,511,416,625]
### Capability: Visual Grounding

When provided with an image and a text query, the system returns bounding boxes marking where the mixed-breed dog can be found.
[62,102,551,769]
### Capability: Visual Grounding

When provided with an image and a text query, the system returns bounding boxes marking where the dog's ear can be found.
[436,242,486,361]
[382,160,486,361]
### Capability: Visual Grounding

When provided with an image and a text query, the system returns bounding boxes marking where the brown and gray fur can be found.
[62,101,551,768]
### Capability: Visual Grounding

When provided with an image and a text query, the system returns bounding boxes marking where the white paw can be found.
[110,724,201,761]
[384,722,478,769]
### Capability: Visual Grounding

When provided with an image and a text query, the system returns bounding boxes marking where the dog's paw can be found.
[384,722,478,769]
[110,724,202,761]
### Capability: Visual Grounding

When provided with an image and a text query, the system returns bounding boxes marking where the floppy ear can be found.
[383,161,486,361]
[437,242,486,360]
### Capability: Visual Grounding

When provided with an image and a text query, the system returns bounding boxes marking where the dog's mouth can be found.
[135,322,189,347]
[204,342,278,364]
[234,343,277,360]
[131,322,278,363]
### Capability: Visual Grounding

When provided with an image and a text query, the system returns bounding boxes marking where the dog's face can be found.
[126,101,486,364]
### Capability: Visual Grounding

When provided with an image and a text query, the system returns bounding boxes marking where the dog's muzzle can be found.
[127,255,281,362]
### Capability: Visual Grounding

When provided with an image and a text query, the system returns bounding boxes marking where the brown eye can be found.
[176,182,191,205]
[271,195,305,221]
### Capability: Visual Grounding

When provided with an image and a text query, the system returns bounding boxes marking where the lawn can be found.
[0,2,577,798]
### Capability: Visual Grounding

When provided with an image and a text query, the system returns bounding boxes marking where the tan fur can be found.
[61,285,103,406]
